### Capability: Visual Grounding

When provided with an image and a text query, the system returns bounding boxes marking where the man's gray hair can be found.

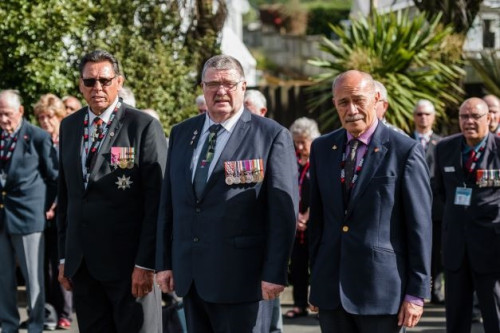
[119,86,136,107]
[244,90,267,109]
[0,89,22,109]
[413,99,435,114]
[374,81,388,102]
[195,95,206,107]
[202,55,245,81]
[289,117,321,140]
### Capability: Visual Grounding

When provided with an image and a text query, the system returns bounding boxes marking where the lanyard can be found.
[83,102,120,167]
[340,144,368,188]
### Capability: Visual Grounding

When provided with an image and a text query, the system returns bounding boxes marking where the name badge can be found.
[444,166,455,173]
[454,187,472,206]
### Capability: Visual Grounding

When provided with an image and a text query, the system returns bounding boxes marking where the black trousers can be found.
[183,283,259,333]
[318,306,402,333]
[289,231,309,309]
[72,261,143,333]
[445,254,500,333]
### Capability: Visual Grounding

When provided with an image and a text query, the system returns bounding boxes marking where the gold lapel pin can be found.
[109,132,115,137]
[374,147,379,152]
[332,145,337,150]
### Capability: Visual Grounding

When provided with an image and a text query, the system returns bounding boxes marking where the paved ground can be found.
[12,286,485,333]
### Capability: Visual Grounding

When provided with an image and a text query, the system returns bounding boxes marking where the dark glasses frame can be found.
[82,76,116,87]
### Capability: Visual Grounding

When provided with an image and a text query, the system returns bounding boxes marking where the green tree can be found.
[468,50,500,96]
[308,9,464,132]
[0,0,89,117]
[0,0,227,133]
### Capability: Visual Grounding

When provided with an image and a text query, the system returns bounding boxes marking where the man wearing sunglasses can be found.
[57,50,167,333]
[435,97,500,333]
[156,55,298,333]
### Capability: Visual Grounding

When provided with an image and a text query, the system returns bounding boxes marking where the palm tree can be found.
[468,50,500,96]
[308,9,464,132]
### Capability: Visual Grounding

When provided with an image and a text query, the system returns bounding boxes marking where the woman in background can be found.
[34,93,73,330]
[284,117,320,319]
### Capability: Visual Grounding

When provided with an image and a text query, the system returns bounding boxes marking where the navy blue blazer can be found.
[309,122,432,315]
[435,132,500,274]
[0,120,58,234]
[57,103,167,281]
[156,110,299,303]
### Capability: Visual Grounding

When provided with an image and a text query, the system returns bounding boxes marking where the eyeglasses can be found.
[459,113,487,121]
[203,80,242,92]
[82,76,116,87]
[415,112,433,117]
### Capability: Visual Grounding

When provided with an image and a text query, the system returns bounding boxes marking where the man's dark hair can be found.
[78,50,121,76]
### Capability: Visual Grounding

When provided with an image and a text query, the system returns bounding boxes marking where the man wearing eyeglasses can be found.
[412,99,444,304]
[57,50,167,333]
[156,55,298,333]
[435,97,500,333]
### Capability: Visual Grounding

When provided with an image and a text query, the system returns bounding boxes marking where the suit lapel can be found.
[5,121,28,188]
[482,133,498,169]
[203,110,252,196]
[348,123,388,212]
[186,116,205,198]
[328,130,346,214]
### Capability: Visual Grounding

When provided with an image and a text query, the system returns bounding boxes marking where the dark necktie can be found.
[85,117,104,171]
[464,149,476,173]
[194,124,222,198]
[419,135,427,151]
[344,139,360,195]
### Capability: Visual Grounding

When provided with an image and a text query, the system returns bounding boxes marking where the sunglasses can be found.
[82,76,116,87]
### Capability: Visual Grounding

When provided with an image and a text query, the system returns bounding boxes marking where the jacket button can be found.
[0,204,3,209]
[193,237,199,242]
[342,226,349,232]
[195,208,201,213]
[1,191,6,196]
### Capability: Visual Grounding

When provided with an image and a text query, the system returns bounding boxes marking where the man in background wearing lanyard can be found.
[435,97,500,333]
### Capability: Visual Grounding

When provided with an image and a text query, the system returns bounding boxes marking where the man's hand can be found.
[46,202,57,220]
[308,303,319,313]
[261,281,285,300]
[397,301,423,328]
[157,270,175,293]
[131,267,154,298]
[58,264,72,291]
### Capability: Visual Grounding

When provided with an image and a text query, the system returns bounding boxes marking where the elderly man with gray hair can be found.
[374,81,407,135]
[244,90,268,117]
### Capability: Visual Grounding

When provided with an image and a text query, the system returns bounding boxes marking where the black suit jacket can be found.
[156,110,299,303]
[435,132,500,274]
[57,102,167,281]
[0,121,58,234]
[309,122,432,314]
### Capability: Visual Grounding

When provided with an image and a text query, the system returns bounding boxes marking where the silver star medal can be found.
[115,175,133,190]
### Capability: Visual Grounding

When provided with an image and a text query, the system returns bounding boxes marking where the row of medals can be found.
[113,158,134,169]
[224,160,264,185]
[476,169,500,187]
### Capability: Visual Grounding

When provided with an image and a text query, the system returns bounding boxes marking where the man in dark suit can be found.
[308,70,432,333]
[435,97,500,333]
[412,99,444,304]
[156,55,298,333]
[57,50,167,333]
[0,89,58,333]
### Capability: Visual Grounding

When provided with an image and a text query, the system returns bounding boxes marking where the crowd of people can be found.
[0,49,499,333]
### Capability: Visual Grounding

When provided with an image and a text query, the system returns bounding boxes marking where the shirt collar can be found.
[203,106,245,134]
[462,134,488,154]
[346,118,379,146]
[88,97,119,125]
[415,130,433,140]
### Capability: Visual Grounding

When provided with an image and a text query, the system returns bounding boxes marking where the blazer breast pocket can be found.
[370,176,397,185]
